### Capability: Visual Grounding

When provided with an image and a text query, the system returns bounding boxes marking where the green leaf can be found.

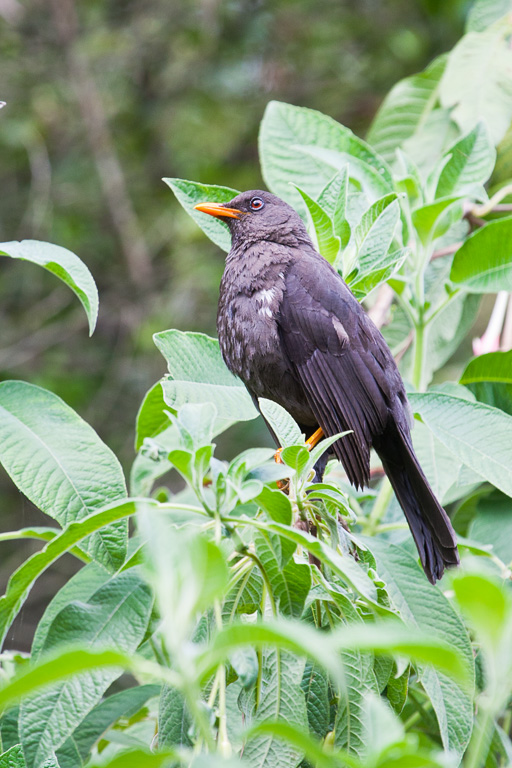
[255,532,310,618]
[365,538,474,760]
[241,650,309,768]
[467,0,512,31]
[154,330,257,426]
[335,649,378,758]
[244,721,360,768]
[257,398,302,447]
[32,562,110,661]
[163,178,239,252]
[0,745,25,768]
[366,55,447,164]
[138,516,229,649]
[460,351,512,416]
[0,527,89,562]
[461,350,512,385]
[0,499,159,649]
[135,381,169,451]
[386,664,409,715]
[0,381,127,572]
[223,565,263,623]
[228,517,377,603]
[256,486,292,526]
[362,694,406,763]
[317,168,351,249]
[197,619,469,686]
[259,101,392,210]
[0,646,167,716]
[293,186,340,263]
[348,247,407,299]
[158,686,192,749]
[300,662,330,739]
[349,193,400,282]
[0,240,98,335]
[434,123,496,199]
[402,108,459,179]
[451,571,510,649]
[451,217,512,291]
[83,748,180,768]
[410,392,512,497]
[440,27,512,145]
[411,196,464,246]
[56,684,160,768]
[19,572,153,768]
[469,491,512,566]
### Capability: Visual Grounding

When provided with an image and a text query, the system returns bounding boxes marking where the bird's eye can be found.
[250,197,265,211]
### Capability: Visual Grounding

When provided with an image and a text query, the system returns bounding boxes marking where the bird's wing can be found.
[278,255,404,489]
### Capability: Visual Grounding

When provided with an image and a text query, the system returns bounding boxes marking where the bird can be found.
[194,190,459,583]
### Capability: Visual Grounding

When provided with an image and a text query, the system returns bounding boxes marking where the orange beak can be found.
[194,202,242,220]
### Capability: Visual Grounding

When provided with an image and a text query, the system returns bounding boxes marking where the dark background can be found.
[0,0,469,649]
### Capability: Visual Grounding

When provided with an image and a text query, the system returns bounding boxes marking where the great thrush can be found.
[195,190,459,583]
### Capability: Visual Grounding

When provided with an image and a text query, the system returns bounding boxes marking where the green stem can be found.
[465,707,495,768]
[367,478,393,534]
[412,311,425,392]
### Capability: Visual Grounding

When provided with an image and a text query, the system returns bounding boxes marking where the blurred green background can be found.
[0,0,470,647]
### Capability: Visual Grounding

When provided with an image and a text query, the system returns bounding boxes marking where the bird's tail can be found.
[373,421,459,584]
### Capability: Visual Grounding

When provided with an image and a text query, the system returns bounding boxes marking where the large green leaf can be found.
[467,0,512,31]
[259,101,392,210]
[158,686,192,750]
[154,330,257,426]
[460,351,512,415]
[469,491,512,566]
[31,562,110,661]
[56,684,160,768]
[434,123,496,199]
[366,56,446,164]
[0,381,127,572]
[334,650,378,758]
[460,350,512,385]
[19,572,153,768]
[163,178,239,251]
[365,539,474,760]
[440,27,512,145]
[0,499,169,648]
[410,392,512,497]
[197,619,469,685]
[242,650,308,768]
[254,532,310,618]
[451,217,512,291]
[0,240,98,335]
[0,745,25,768]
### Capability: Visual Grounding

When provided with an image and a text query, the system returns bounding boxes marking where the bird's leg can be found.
[274,427,324,465]
[305,427,323,451]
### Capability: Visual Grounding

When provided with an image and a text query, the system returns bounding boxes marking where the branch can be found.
[49,0,153,288]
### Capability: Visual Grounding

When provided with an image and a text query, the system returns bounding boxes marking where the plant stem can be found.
[367,478,393,534]
[412,309,425,391]
[464,708,494,768]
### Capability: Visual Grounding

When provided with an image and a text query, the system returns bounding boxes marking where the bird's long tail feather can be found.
[373,422,459,584]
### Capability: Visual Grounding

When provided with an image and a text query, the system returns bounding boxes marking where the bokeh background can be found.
[0,0,470,648]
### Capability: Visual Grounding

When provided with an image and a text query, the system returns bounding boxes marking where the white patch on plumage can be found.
[253,287,276,318]
[332,317,349,345]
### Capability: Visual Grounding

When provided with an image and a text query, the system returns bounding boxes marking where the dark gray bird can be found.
[195,190,459,583]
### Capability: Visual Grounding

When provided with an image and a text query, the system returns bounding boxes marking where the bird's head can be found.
[194,190,309,248]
